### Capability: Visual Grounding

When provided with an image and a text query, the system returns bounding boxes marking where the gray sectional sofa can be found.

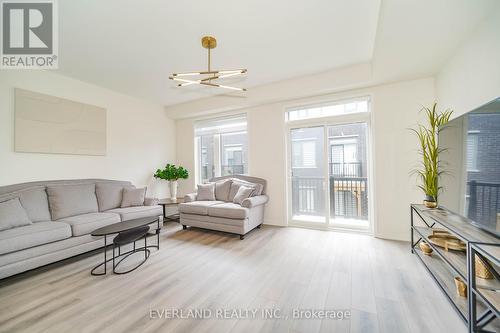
[179,175,268,239]
[0,179,163,279]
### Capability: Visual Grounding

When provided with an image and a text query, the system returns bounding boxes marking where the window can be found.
[286,97,369,121]
[466,131,479,171]
[195,115,248,184]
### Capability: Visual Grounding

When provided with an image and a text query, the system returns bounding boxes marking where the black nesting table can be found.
[90,216,161,276]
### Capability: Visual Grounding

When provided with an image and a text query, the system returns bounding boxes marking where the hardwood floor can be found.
[0,224,465,333]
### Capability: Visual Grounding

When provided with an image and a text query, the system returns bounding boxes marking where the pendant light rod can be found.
[208,47,211,73]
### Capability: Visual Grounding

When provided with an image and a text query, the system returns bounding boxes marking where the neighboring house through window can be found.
[292,139,317,168]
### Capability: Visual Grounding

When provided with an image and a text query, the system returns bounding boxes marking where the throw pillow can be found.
[0,186,52,222]
[228,179,260,201]
[232,186,254,205]
[197,183,216,201]
[96,183,131,211]
[47,184,99,220]
[121,187,147,207]
[215,179,232,201]
[0,198,32,231]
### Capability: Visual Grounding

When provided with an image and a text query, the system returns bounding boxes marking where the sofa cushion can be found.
[0,221,71,255]
[96,182,130,211]
[17,187,51,222]
[58,212,121,236]
[180,213,247,227]
[197,183,216,201]
[121,187,146,208]
[178,201,224,216]
[0,198,32,232]
[107,205,162,221]
[208,202,249,219]
[47,184,99,220]
[215,179,232,201]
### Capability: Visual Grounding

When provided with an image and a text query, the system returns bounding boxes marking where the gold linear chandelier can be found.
[169,36,247,92]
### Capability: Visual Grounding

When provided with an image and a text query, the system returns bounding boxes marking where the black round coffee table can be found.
[90,216,160,276]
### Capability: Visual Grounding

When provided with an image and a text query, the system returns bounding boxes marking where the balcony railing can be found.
[222,164,244,176]
[329,162,362,177]
[467,180,500,225]
[291,176,368,220]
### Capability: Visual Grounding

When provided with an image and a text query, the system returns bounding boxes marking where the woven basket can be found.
[475,255,494,279]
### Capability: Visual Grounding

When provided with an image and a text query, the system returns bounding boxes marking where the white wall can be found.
[437,8,500,118]
[0,71,175,198]
[176,77,435,241]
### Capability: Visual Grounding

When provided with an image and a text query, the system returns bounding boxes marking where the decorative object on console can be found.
[454,277,467,297]
[428,229,466,252]
[153,164,189,202]
[474,255,494,279]
[410,103,453,208]
[169,36,247,92]
[419,241,433,255]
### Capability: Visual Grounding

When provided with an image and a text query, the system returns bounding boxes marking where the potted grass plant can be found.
[154,164,189,201]
[411,103,453,208]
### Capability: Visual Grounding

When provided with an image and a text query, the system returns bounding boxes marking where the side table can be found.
[158,198,184,222]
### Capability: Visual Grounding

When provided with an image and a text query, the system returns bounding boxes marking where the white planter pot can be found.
[170,180,178,202]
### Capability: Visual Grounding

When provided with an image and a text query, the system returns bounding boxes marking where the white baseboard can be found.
[263,219,286,227]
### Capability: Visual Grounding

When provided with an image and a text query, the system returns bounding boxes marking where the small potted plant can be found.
[154,164,189,201]
[411,103,453,208]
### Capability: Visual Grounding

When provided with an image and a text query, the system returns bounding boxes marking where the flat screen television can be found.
[438,98,500,237]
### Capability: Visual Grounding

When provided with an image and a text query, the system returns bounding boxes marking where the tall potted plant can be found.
[411,103,453,208]
[154,164,189,201]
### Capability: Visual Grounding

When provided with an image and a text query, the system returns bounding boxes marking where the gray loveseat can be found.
[0,179,163,279]
[179,175,268,239]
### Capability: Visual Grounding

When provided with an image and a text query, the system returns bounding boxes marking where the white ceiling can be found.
[372,0,500,82]
[56,0,499,107]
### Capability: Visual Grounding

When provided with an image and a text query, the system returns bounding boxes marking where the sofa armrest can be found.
[241,195,269,208]
[184,193,197,203]
[144,197,159,206]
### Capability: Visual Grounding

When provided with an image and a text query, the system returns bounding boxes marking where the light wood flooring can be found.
[0,224,465,333]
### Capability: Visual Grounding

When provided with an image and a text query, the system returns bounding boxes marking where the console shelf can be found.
[410,204,500,332]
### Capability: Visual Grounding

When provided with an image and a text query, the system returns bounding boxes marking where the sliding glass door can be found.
[290,126,326,223]
[287,97,371,230]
